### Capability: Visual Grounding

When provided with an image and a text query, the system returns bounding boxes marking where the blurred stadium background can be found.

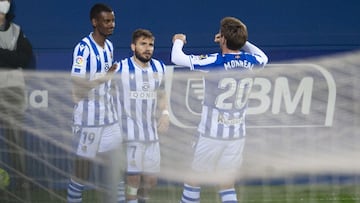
[1,0,360,202]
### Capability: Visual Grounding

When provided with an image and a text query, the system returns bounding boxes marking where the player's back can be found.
[195,52,263,139]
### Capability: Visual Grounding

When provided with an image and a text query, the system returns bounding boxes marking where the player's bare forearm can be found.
[157,89,168,112]
[71,63,118,102]
[157,114,169,134]
[157,89,170,133]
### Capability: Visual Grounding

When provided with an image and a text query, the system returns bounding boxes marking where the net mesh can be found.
[0,50,359,202]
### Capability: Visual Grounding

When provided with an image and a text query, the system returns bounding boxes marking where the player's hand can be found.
[191,134,199,149]
[101,62,118,81]
[107,62,119,74]
[172,34,187,44]
[214,33,221,43]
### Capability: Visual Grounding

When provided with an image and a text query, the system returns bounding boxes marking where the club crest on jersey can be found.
[104,63,110,71]
[142,82,150,91]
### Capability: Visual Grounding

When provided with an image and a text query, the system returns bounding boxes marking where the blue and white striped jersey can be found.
[71,33,118,126]
[187,51,266,140]
[114,57,165,142]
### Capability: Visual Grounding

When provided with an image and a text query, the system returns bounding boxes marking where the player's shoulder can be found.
[150,58,165,66]
[104,38,114,48]
[73,35,91,50]
[240,51,265,65]
[150,58,166,72]
[190,53,219,68]
[119,57,131,64]
[116,57,131,73]
[78,34,91,44]
[191,53,218,60]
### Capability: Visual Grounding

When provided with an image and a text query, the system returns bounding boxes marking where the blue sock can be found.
[180,183,201,203]
[117,180,126,203]
[219,188,237,203]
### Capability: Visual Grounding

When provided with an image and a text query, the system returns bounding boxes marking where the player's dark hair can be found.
[132,29,155,44]
[90,3,113,21]
[220,17,248,50]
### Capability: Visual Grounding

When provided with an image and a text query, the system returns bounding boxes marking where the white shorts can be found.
[126,142,160,174]
[192,135,245,178]
[73,123,123,158]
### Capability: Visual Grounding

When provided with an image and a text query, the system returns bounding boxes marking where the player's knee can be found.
[126,185,138,197]
[147,178,157,188]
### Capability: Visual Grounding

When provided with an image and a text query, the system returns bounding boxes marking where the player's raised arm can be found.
[214,33,221,43]
[171,33,192,68]
[241,41,268,66]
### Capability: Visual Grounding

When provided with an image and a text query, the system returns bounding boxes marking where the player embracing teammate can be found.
[171,16,268,203]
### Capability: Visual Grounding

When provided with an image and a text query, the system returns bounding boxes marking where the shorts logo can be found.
[73,126,81,136]
[130,160,136,167]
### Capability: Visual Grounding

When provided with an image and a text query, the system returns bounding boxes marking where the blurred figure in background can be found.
[0,0,33,194]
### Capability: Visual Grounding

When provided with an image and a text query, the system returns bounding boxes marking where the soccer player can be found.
[114,29,169,203]
[67,3,124,203]
[171,17,268,203]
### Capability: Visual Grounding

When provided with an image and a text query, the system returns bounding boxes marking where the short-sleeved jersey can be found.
[114,57,165,142]
[188,52,266,140]
[70,33,118,126]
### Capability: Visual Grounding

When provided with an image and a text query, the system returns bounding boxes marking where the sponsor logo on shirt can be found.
[130,91,157,99]
[218,114,244,126]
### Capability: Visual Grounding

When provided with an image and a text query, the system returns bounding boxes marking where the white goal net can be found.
[1,50,359,202]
